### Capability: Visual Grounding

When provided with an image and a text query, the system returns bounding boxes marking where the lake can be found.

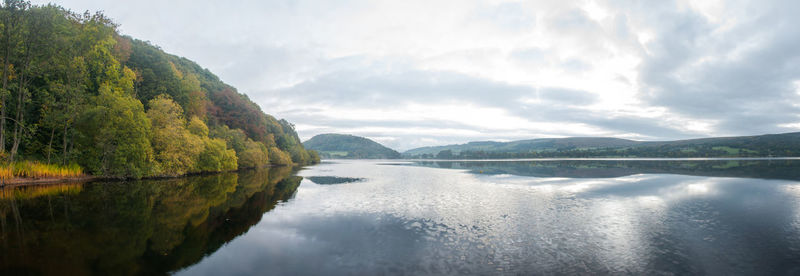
[3,159,800,275]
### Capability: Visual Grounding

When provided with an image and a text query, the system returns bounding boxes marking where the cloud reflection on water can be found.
[178,160,800,275]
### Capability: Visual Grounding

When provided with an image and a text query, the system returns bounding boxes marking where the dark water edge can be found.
[0,166,302,276]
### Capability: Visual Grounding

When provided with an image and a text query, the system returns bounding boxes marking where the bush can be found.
[268,147,293,165]
[197,138,238,172]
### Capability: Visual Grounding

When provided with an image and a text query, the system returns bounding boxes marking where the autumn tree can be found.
[147,95,203,176]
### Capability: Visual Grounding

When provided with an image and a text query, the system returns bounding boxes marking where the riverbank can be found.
[0,163,305,188]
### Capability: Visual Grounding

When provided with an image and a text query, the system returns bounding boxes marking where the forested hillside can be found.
[0,1,318,178]
[404,132,800,159]
[303,134,400,159]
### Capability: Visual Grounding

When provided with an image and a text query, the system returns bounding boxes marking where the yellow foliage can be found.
[268,147,293,165]
[0,161,83,180]
[148,95,204,176]
[187,116,209,137]
[0,183,83,200]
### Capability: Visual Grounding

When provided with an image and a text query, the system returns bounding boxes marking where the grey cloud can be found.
[551,8,596,30]
[282,111,481,132]
[621,0,800,134]
[538,88,597,105]
[270,65,697,148]
[560,58,593,72]
[271,68,536,108]
[41,0,800,150]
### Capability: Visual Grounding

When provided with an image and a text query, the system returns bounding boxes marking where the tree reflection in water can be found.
[0,166,301,276]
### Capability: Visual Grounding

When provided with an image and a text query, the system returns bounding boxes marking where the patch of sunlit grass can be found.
[0,161,83,180]
[0,166,12,180]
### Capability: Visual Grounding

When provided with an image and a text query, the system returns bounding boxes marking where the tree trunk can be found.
[9,72,24,163]
[62,92,71,165]
[62,120,68,165]
[0,35,10,154]
[47,127,55,163]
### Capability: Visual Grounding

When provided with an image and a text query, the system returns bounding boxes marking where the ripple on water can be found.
[176,160,800,275]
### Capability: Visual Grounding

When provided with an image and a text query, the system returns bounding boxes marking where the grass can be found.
[712,146,740,155]
[0,161,83,180]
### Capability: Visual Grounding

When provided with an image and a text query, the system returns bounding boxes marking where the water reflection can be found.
[176,160,800,275]
[409,159,800,180]
[4,160,800,275]
[306,176,365,185]
[0,167,301,276]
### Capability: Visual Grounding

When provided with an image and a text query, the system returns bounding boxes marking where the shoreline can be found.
[0,164,306,189]
[321,157,800,162]
[0,176,100,188]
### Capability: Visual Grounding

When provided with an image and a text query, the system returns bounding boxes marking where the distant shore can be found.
[320,157,800,162]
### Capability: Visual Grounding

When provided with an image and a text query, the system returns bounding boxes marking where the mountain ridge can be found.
[403,132,800,158]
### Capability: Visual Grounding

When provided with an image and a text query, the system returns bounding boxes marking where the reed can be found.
[0,166,12,180]
[0,161,83,180]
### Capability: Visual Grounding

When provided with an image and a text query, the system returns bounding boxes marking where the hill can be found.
[304,134,400,159]
[0,2,318,178]
[402,132,800,159]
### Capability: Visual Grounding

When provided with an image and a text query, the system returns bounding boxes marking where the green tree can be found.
[74,84,153,178]
[147,94,202,176]
[197,138,237,172]
[0,0,28,154]
[238,139,268,169]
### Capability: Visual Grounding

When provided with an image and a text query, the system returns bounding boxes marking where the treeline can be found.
[0,1,318,178]
[414,144,799,160]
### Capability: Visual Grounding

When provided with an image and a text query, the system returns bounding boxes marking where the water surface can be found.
[3,160,800,275]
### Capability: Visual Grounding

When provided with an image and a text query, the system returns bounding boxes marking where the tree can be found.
[147,95,202,176]
[0,0,28,154]
[238,139,268,169]
[196,137,237,172]
[209,125,247,153]
[180,73,207,119]
[74,84,153,178]
[187,116,208,137]
[268,147,292,166]
[0,3,318,173]
[307,150,320,164]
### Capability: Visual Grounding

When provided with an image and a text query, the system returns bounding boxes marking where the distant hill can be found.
[304,134,401,159]
[402,132,800,159]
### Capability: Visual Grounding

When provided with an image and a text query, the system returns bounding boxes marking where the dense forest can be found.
[404,132,800,159]
[0,1,318,178]
[303,133,400,159]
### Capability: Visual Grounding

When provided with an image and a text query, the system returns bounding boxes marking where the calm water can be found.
[3,160,800,275]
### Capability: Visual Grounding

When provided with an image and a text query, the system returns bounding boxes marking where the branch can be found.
[0,116,34,135]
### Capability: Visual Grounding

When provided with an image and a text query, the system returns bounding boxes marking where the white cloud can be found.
[35,0,800,151]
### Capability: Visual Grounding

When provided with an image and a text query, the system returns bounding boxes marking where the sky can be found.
[34,0,800,151]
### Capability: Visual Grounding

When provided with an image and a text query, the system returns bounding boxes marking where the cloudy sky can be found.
[35,0,800,151]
